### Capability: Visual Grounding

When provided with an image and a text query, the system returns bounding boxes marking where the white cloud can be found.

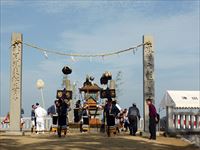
[0,24,33,34]
[0,0,19,6]
[0,1,199,116]
[57,8,199,69]
[55,6,199,111]
[35,1,139,14]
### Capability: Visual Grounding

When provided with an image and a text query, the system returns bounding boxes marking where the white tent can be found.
[160,90,200,109]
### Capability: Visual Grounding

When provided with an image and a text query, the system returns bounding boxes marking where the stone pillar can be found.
[109,80,115,90]
[65,79,73,123]
[166,106,174,133]
[65,79,71,91]
[143,35,154,133]
[9,33,23,132]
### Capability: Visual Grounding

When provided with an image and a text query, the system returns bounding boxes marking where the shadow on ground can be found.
[0,132,198,150]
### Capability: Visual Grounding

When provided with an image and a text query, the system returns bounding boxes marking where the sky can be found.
[0,0,199,117]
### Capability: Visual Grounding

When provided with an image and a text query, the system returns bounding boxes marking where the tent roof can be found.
[160,90,200,109]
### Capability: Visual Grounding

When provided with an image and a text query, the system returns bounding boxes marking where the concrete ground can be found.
[0,131,198,150]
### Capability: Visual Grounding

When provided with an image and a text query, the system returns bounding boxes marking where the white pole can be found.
[177,114,180,129]
[199,116,200,129]
[193,115,196,129]
[172,114,175,128]
[188,115,191,129]
[40,88,45,109]
[36,79,45,108]
[183,115,186,129]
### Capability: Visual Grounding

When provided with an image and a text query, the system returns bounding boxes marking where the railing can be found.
[172,112,200,131]
[0,117,52,131]
[138,118,144,131]
[167,110,200,133]
[0,117,144,131]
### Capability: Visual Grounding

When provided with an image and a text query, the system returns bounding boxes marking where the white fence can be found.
[0,117,144,131]
[172,112,200,131]
[0,117,52,131]
[167,112,200,133]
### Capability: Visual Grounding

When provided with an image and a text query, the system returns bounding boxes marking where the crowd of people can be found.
[104,98,159,140]
[1,98,158,140]
[30,99,69,137]
[31,99,159,140]
[73,98,158,140]
[102,99,141,137]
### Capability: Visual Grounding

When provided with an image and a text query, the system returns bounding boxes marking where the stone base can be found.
[156,132,160,136]
[2,131,25,136]
[140,131,150,137]
[140,131,160,137]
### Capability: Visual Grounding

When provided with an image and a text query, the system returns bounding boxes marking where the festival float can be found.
[75,75,102,132]
[74,71,117,133]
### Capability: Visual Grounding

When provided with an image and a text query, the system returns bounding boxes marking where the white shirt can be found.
[35,106,47,118]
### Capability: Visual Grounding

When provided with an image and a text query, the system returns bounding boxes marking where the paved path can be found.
[0,132,198,150]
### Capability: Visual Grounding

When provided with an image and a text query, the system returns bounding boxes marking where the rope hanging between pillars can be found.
[11,40,152,58]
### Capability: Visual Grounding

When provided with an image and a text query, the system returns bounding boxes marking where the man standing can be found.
[47,100,58,132]
[35,103,47,134]
[104,99,120,136]
[146,98,157,140]
[31,105,36,133]
[56,99,68,137]
[128,103,140,136]
[123,109,129,132]
[74,100,82,123]
[80,106,89,132]
[47,100,58,115]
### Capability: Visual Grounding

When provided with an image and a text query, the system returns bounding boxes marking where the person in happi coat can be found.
[56,99,68,137]
[104,99,120,136]
[31,104,36,133]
